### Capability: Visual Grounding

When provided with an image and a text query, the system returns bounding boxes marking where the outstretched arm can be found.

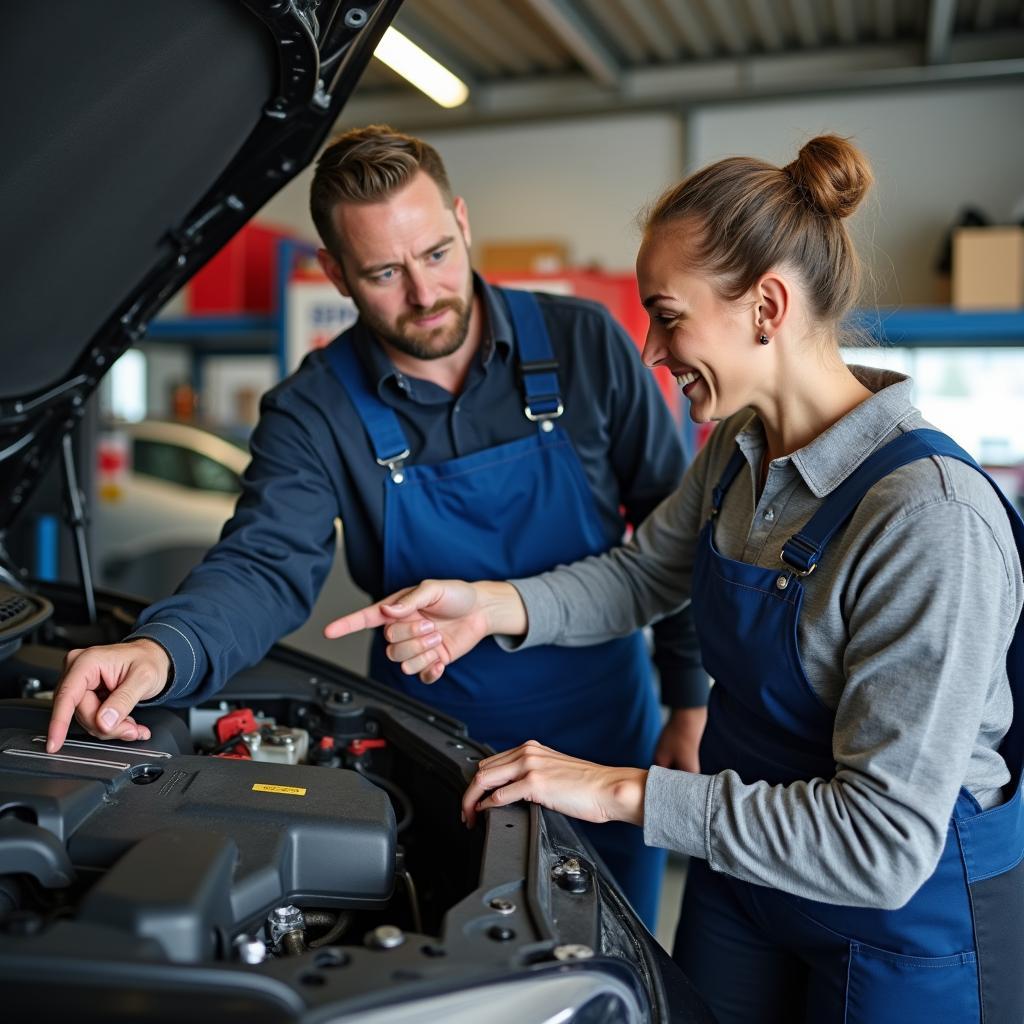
[324,579,526,683]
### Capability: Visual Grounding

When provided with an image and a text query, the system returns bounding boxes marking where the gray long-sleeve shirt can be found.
[507,367,1023,909]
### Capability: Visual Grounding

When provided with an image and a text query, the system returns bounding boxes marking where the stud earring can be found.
[758,334,770,345]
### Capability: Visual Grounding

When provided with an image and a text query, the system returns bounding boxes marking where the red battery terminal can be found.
[347,737,387,757]
[213,708,259,758]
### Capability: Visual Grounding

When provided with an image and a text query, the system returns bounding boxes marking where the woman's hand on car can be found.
[461,740,648,829]
[46,638,170,752]
[324,579,527,683]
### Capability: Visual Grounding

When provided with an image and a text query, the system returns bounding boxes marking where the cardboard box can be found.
[952,227,1024,310]
[480,240,569,274]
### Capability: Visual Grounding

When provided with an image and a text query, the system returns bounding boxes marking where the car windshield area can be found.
[133,439,241,494]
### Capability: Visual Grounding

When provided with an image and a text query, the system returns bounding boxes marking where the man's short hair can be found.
[310,124,454,257]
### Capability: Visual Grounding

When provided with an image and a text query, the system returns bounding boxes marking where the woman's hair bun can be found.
[783,134,873,219]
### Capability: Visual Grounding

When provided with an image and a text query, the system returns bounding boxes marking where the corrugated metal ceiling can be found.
[342,0,1024,128]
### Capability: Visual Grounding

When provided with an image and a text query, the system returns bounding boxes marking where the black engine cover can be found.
[0,710,396,961]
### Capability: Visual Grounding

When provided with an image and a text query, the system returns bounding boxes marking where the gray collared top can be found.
[510,366,1023,909]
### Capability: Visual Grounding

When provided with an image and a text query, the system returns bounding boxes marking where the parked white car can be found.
[93,419,370,672]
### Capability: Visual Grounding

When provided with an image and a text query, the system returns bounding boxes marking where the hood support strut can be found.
[61,431,97,626]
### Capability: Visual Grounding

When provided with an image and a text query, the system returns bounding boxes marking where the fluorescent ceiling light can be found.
[374,27,469,109]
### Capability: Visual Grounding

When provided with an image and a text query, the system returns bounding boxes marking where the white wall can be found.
[258,112,686,272]
[421,113,684,272]
[689,82,1024,306]
[258,82,1024,305]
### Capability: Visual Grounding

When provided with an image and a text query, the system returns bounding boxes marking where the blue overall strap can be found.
[498,287,563,420]
[324,339,411,466]
[780,429,975,574]
[711,447,748,517]
[780,427,1024,773]
[782,427,1024,799]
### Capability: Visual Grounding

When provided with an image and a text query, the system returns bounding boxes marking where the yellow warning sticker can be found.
[252,783,307,796]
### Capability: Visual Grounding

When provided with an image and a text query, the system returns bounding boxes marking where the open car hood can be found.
[0,8,718,1017]
[0,0,401,532]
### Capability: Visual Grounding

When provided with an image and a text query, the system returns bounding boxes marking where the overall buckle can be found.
[779,551,817,577]
[376,448,410,484]
[524,401,564,432]
[779,538,819,576]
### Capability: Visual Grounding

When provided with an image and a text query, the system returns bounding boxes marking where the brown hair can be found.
[645,134,874,329]
[310,124,454,256]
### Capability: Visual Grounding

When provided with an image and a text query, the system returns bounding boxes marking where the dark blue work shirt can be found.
[133,275,708,708]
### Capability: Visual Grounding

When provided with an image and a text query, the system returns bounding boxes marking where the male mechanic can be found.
[46,125,707,928]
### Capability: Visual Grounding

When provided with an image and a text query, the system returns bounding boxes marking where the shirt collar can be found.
[735,367,918,498]
[353,271,514,400]
[476,273,515,365]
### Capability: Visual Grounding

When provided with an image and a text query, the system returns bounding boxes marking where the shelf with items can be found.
[139,316,281,422]
[144,236,320,366]
[131,233,354,434]
[143,242,1024,459]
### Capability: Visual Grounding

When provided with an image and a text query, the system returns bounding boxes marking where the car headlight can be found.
[326,969,645,1023]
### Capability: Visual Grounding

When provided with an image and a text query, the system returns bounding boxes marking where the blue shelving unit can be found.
[145,315,278,338]
[145,306,1024,355]
[851,308,1024,346]
[141,239,320,392]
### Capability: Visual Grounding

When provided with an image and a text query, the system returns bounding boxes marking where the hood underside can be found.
[0,0,401,532]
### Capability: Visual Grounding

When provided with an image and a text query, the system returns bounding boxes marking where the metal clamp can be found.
[779,549,817,577]
[376,448,410,484]
[524,402,564,432]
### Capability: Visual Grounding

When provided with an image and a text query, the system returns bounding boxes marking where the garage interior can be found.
[3,0,1024,992]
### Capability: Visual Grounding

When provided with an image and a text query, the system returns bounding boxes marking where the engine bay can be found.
[0,582,669,1022]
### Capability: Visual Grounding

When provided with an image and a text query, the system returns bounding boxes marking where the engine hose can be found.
[303,910,336,928]
[308,910,353,949]
[400,870,423,935]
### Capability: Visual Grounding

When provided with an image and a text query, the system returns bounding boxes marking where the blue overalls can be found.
[326,288,667,928]
[677,428,1024,1023]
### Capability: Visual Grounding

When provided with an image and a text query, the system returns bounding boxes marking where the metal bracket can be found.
[376,448,410,484]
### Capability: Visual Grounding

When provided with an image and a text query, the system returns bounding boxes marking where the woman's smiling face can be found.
[637,224,765,425]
